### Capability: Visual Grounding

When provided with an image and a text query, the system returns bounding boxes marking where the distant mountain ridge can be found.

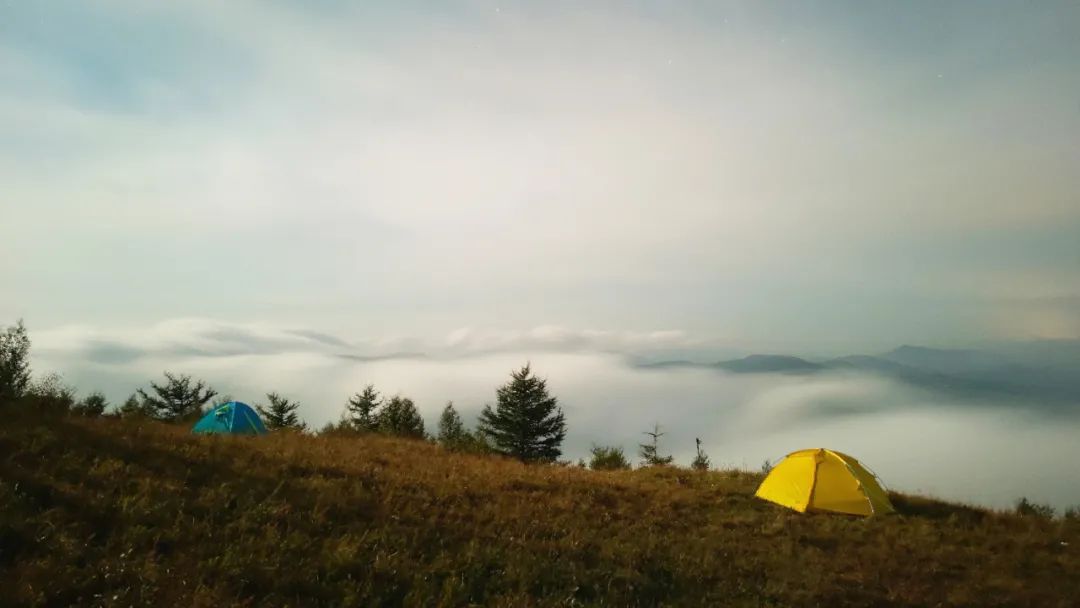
[642,341,1080,407]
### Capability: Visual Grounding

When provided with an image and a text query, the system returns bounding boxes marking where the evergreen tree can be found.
[73,391,109,417]
[691,437,711,471]
[137,372,217,421]
[377,395,426,438]
[639,423,674,467]
[257,392,306,431]
[345,385,381,432]
[437,401,467,445]
[0,319,31,405]
[478,363,566,462]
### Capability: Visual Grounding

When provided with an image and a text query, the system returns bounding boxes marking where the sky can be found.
[2,0,1079,357]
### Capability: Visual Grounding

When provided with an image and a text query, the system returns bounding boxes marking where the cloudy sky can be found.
[3,1,1080,356]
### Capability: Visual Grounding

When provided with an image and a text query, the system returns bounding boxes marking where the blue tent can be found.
[192,401,268,435]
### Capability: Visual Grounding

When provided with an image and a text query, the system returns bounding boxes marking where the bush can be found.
[589,445,631,471]
[1015,497,1055,520]
[691,438,710,471]
[23,373,76,414]
[72,391,108,417]
[1064,505,1079,521]
[0,319,31,405]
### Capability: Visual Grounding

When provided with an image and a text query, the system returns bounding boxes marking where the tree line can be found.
[2,319,711,468]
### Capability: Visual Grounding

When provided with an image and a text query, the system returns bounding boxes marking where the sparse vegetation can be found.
[0,319,32,404]
[1,412,1077,606]
[72,391,108,417]
[639,423,674,466]
[588,444,631,470]
[24,372,77,414]
[1015,496,1055,520]
[691,437,711,471]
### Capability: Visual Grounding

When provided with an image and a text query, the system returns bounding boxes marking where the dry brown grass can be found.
[1,412,1077,606]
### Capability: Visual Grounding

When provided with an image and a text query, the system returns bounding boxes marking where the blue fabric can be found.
[192,401,268,435]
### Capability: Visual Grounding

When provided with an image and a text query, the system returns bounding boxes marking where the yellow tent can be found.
[754,448,895,516]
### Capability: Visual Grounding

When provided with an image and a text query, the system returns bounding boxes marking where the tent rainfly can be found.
[192,401,268,435]
[755,448,895,516]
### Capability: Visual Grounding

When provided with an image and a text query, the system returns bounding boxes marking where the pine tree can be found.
[345,385,381,432]
[437,401,467,445]
[257,392,306,431]
[0,319,31,405]
[691,437,711,471]
[639,423,674,467]
[377,395,425,438]
[478,363,567,462]
[137,372,217,421]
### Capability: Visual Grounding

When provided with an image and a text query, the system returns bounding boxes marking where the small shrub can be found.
[0,319,32,405]
[691,438,710,471]
[639,424,674,467]
[589,445,630,471]
[116,393,152,418]
[761,459,773,475]
[23,373,76,413]
[72,391,108,417]
[1015,497,1055,520]
[1064,505,1079,521]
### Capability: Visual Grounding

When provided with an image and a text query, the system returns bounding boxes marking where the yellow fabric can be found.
[753,450,819,513]
[754,448,895,516]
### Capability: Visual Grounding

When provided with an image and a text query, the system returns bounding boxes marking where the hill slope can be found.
[2,414,1078,607]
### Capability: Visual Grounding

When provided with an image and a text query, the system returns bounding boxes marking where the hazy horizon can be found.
[23,318,1080,511]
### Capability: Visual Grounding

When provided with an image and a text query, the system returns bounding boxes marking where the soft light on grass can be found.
[1,411,1077,606]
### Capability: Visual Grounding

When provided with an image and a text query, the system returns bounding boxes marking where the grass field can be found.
[1,413,1077,607]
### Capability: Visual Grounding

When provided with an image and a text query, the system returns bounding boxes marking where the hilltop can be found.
[2,413,1078,607]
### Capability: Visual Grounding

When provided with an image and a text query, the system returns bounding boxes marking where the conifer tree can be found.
[137,372,217,421]
[691,437,711,471]
[478,363,566,462]
[345,385,381,432]
[257,392,306,431]
[377,395,425,438]
[639,423,674,467]
[0,319,31,405]
[437,401,467,445]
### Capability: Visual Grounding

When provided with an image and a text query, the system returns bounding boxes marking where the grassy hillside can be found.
[1,414,1077,607]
